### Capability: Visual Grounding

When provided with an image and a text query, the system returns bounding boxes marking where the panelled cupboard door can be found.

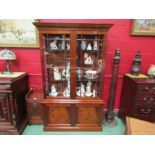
[43,103,102,131]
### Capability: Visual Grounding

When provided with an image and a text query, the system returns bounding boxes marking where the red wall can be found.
[1,19,155,109]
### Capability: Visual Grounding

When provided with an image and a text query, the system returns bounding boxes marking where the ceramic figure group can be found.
[84,53,93,65]
[76,81,95,97]
[54,66,61,80]
[49,84,58,97]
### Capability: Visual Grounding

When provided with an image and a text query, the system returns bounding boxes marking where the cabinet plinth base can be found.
[42,99,104,131]
[44,124,102,131]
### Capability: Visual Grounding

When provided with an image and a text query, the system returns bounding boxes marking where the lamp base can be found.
[1,71,13,75]
[2,60,13,74]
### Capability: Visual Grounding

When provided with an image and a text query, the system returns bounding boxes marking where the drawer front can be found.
[135,95,155,105]
[138,85,155,94]
[134,105,155,116]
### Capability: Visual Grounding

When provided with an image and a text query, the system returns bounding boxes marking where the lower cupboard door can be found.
[49,107,70,124]
[77,106,101,125]
[47,105,102,127]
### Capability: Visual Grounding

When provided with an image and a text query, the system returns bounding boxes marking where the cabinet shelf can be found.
[44,49,70,53]
[47,79,69,82]
[78,50,100,53]
[44,65,70,69]
[47,95,70,99]
[43,38,70,41]
[77,39,103,41]
[76,78,100,81]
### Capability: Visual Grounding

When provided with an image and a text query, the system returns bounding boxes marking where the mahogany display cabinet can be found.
[34,23,112,131]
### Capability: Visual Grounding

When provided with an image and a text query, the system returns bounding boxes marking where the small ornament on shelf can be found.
[49,84,59,97]
[131,50,141,76]
[81,38,87,50]
[87,42,92,50]
[61,35,65,50]
[92,89,97,97]
[85,81,92,97]
[76,83,85,97]
[84,53,93,65]
[84,69,98,79]
[93,36,98,50]
[50,39,57,50]
[54,66,61,80]
[76,68,83,79]
[66,42,70,50]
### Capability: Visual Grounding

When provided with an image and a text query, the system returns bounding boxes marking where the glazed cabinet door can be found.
[75,32,105,99]
[41,32,71,98]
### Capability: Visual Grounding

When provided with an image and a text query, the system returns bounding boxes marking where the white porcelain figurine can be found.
[93,89,97,97]
[49,84,58,97]
[54,66,61,80]
[81,39,87,50]
[84,53,93,65]
[61,36,65,50]
[50,39,57,50]
[66,43,70,50]
[85,81,92,97]
[76,83,85,97]
[93,36,98,50]
[87,81,92,87]
[87,43,92,50]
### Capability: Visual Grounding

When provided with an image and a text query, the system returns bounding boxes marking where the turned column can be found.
[104,48,121,127]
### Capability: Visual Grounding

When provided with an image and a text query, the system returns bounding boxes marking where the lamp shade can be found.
[0,49,16,60]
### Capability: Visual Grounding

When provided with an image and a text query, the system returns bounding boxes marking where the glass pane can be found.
[76,34,104,98]
[42,34,70,98]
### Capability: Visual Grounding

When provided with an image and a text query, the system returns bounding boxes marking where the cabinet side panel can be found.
[119,76,137,117]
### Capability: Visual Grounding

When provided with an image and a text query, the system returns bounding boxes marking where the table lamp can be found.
[0,49,16,74]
